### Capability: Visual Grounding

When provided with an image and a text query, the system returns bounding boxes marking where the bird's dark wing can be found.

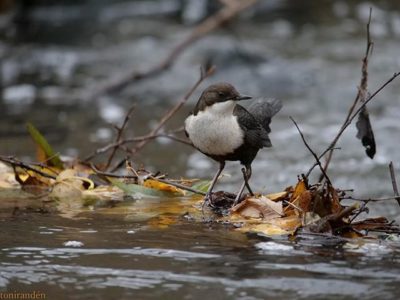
[247,98,282,133]
[234,104,271,148]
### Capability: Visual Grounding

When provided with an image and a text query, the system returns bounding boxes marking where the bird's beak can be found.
[234,95,252,101]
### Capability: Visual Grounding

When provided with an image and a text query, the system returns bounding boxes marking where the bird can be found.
[184,82,282,207]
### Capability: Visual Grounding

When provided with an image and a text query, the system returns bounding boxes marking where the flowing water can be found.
[1,0,400,299]
[1,200,400,300]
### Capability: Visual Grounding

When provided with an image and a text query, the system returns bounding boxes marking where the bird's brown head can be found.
[193,82,251,114]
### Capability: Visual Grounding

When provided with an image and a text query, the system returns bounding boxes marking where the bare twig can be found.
[342,196,400,202]
[290,117,332,186]
[89,0,257,99]
[130,65,215,154]
[319,71,400,182]
[90,164,137,179]
[90,164,206,196]
[83,130,192,162]
[0,155,57,180]
[389,161,400,207]
[104,104,136,170]
[83,64,212,163]
[283,200,304,213]
[306,147,341,177]
[349,201,370,224]
[320,9,386,179]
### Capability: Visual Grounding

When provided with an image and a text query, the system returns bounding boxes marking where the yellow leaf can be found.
[143,179,185,195]
[237,215,302,236]
[265,191,289,201]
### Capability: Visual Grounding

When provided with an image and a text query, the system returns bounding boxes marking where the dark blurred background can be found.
[1,0,400,218]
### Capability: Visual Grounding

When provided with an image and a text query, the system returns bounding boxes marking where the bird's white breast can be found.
[185,101,244,156]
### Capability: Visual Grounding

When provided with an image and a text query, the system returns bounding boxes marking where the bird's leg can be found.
[202,161,225,208]
[242,166,254,195]
[233,165,253,207]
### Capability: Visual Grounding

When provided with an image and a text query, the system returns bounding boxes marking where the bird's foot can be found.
[201,193,215,210]
[232,192,247,208]
[232,196,241,208]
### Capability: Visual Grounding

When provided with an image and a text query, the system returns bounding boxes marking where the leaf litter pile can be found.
[1,13,400,242]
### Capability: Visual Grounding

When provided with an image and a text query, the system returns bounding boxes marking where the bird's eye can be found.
[218,92,225,97]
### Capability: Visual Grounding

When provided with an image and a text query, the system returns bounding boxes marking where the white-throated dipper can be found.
[184,82,282,206]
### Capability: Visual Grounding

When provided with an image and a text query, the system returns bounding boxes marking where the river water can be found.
[1,0,400,299]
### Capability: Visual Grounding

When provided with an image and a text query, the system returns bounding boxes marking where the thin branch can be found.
[283,200,304,213]
[321,9,375,177]
[349,201,370,223]
[90,165,206,196]
[343,196,399,202]
[320,71,400,181]
[104,104,136,170]
[130,65,215,154]
[290,117,332,186]
[88,0,257,99]
[306,146,341,178]
[0,155,57,180]
[90,164,137,179]
[83,65,211,163]
[389,161,400,207]
[83,130,192,162]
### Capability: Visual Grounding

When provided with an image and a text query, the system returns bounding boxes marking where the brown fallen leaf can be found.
[291,179,307,201]
[285,189,311,217]
[231,196,283,220]
[329,186,343,214]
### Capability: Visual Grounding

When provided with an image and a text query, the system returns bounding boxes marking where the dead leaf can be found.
[18,173,50,195]
[329,186,342,214]
[50,169,94,201]
[265,191,289,201]
[284,186,312,216]
[356,106,376,159]
[231,196,283,220]
[237,215,302,236]
[291,180,307,201]
[143,179,185,195]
